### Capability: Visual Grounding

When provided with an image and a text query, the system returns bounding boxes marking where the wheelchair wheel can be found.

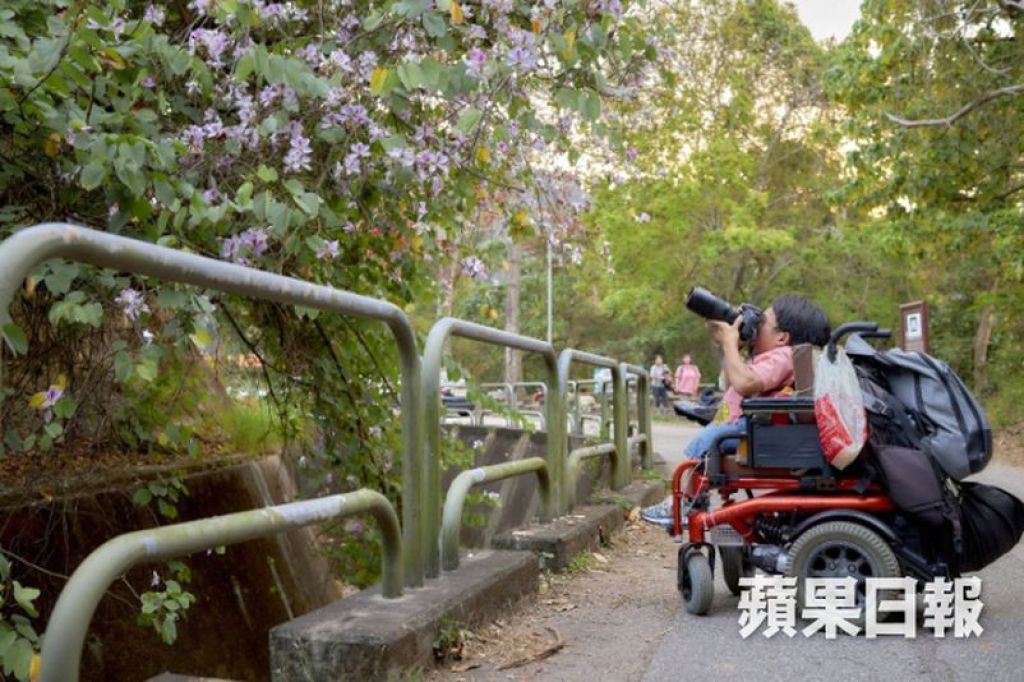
[786,520,900,627]
[680,552,715,615]
[720,546,750,596]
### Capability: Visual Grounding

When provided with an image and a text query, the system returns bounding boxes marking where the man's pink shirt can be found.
[720,345,794,423]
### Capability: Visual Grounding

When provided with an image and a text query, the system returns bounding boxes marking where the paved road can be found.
[644,422,1024,682]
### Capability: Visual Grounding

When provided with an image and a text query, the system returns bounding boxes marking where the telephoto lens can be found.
[685,286,741,324]
[684,286,763,344]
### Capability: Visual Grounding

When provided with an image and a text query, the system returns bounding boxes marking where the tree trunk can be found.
[439,259,460,317]
[504,241,522,385]
[972,305,996,391]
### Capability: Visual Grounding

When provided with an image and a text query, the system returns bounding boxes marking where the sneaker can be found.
[640,498,687,528]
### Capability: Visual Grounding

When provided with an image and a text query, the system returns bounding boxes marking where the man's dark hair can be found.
[771,295,831,346]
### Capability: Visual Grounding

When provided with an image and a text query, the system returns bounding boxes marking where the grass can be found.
[214,400,284,454]
[565,551,593,575]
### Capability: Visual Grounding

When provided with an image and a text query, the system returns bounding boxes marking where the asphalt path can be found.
[644,421,1024,682]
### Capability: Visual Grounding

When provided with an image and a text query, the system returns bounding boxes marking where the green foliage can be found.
[211,400,283,455]
[826,0,1024,405]
[565,550,593,575]
[132,475,189,520]
[320,517,383,589]
[0,0,655,497]
[0,554,40,682]
[137,560,197,646]
[432,616,471,663]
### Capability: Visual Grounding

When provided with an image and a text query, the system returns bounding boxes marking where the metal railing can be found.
[620,363,653,476]
[0,224,425,588]
[440,458,551,571]
[0,224,655,679]
[38,490,401,682]
[422,318,561,578]
[557,350,628,506]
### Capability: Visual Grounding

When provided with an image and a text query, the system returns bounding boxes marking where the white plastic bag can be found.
[813,348,867,469]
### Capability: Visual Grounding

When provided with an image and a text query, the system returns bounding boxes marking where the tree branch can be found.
[885,84,1024,128]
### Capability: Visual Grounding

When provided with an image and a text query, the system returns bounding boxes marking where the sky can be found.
[790,0,863,42]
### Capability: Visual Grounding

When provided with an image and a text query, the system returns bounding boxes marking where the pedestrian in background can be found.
[674,354,701,398]
[650,354,670,408]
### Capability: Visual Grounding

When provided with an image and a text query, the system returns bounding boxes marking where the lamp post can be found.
[546,230,553,344]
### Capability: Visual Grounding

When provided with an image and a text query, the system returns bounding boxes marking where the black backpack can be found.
[857,374,962,537]
[846,336,992,480]
[851,339,1024,574]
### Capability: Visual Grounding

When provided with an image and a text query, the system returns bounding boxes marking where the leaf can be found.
[53,397,76,419]
[157,499,177,519]
[370,67,390,95]
[450,1,464,24]
[161,615,177,645]
[135,359,158,382]
[235,51,254,81]
[256,165,278,182]
[74,302,104,327]
[44,422,63,439]
[0,628,15,658]
[13,582,40,618]
[80,161,107,190]
[292,192,321,216]
[6,638,32,680]
[43,262,79,295]
[423,11,446,38]
[114,160,146,196]
[456,107,482,134]
[132,488,153,507]
[189,328,212,348]
[397,62,424,90]
[114,350,134,382]
[235,181,254,207]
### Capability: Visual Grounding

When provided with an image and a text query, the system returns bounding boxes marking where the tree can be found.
[0,0,656,465]
[827,0,1024,404]
[582,0,847,365]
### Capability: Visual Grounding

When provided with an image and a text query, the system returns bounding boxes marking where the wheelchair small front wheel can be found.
[680,552,715,615]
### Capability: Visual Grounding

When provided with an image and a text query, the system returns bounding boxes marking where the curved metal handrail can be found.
[0,224,425,586]
[422,317,560,578]
[440,458,550,570]
[557,349,629,503]
[39,489,401,682]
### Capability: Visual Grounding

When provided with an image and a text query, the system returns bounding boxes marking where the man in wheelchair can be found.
[641,293,831,527]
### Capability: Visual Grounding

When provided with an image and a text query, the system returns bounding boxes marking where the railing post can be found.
[620,363,652,471]
[612,363,630,488]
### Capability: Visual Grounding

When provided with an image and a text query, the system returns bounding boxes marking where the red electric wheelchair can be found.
[670,322,957,615]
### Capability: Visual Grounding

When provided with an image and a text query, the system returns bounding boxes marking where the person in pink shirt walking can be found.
[674,354,701,397]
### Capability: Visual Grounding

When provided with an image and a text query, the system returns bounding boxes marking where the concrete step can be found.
[269,549,537,681]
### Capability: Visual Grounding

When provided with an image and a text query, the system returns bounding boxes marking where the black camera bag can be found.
[957,481,1024,573]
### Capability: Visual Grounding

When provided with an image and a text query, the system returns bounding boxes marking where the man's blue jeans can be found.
[684,417,748,459]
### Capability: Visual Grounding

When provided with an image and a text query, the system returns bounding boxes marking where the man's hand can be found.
[708,317,742,350]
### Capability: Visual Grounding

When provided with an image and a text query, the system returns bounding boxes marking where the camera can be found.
[685,286,764,345]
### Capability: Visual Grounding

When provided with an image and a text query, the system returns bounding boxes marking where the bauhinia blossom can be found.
[115,288,150,322]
